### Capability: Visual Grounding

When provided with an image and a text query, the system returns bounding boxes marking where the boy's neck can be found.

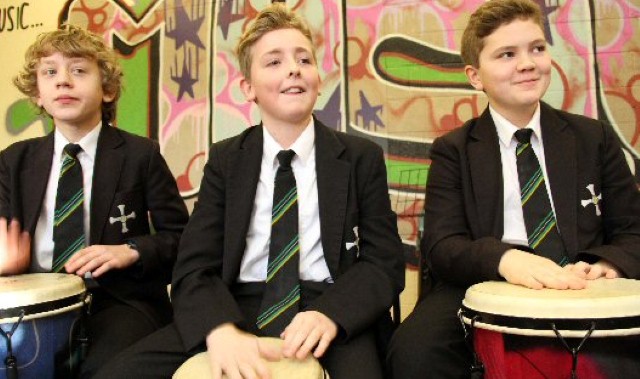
[263,116,312,149]
[491,102,539,129]
[55,119,102,143]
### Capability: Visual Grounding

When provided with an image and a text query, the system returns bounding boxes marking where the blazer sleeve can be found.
[422,136,512,288]
[129,142,189,282]
[307,143,405,339]
[170,144,244,352]
[575,122,640,279]
[0,149,10,219]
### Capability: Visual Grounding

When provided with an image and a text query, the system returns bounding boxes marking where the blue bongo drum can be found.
[0,274,87,379]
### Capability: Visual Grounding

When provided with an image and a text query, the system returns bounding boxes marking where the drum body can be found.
[173,337,329,379]
[0,274,86,379]
[460,279,640,379]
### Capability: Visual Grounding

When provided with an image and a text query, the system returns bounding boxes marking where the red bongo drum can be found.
[459,279,640,379]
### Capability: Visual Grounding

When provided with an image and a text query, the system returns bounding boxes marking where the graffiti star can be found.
[314,87,341,130]
[355,90,385,131]
[218,0,244,40]
[165,0,205,50]
[171,48,200,101]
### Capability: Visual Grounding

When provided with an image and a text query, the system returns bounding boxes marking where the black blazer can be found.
[171,118,405,351]
[422,102,640,289]
[0,125,189,327]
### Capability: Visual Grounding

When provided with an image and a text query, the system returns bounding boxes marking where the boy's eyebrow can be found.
[491,38,547,53]
[261,46,312,57]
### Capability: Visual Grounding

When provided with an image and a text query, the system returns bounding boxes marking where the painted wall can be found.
[2,0,639,266]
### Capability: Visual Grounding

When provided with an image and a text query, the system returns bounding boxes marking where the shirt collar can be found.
[491,103,541,147]
[54,121,102,162]
[263,118,315,168]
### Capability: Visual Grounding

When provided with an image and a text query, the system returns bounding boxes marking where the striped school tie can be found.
[515,129,568,266]
[52,143,86,272]
[256,150,301,336]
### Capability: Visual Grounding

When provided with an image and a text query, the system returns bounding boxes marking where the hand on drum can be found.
[281,310,337,360]
[0,217,31,276]
[206,323,281,379]
[64,244,140,277]
[563,260,621,280]
[498,249,586,290]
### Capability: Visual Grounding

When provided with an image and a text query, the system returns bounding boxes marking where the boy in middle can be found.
[97,4,405,379]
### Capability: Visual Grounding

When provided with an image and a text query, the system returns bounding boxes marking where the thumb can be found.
[258,339,283,362]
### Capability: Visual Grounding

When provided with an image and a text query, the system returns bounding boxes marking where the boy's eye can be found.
[267,59,281,67]
[298,57,312,64]
[43,68,56,76]
[71,67,86,74]
[499,51,515,59]
[533,45,546,53]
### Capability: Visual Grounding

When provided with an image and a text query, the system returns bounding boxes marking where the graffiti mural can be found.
[1,0,639,266]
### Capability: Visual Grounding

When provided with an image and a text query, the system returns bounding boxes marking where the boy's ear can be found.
[239,77,256,103]
[102,91,115,103]
[465,65,484,91]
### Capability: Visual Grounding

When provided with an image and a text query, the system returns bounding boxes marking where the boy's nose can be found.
[289,64,301,77]
[517,55,536,71]
[56,71,71,87]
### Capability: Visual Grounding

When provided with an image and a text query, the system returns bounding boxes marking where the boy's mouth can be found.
[55,95,78,103]
[281,87,305,94]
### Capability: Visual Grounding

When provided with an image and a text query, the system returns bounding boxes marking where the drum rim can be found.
[459,305,640,337]
[0,293,86,321]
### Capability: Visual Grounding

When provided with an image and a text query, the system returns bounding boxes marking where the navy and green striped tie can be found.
[256,150,301,336]
[52,143,86,272]
[515,129,568,266]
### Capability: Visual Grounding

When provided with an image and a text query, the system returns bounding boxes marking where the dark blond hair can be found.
[13,24,123,122]
[235,3,315,80]
[461,0,545,68]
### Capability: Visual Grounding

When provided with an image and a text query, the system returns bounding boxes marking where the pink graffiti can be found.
[160,85,207,141]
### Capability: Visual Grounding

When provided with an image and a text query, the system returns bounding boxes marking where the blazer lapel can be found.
[468,108,504,238]
[21,135,54,234]
[315,120,349,277]
[540,103,577,255]
[225,126,263,277]
[90,126,125,244]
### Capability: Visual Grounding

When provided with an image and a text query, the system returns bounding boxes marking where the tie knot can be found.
[64,143,83,158]
[277,150,296,169]
[514,129,533,144]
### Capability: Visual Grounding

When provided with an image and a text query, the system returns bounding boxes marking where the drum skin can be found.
[460,279,640,379]
[0,274,86,379]
[173,337,329,379]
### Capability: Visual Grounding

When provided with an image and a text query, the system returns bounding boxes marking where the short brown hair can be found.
[13,24,123,123]
[235,3,315,80]
[461,0,545,68]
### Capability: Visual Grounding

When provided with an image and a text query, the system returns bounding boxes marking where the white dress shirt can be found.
[31,123,101,272]
[492,104,560,246]
[239,120,332,283]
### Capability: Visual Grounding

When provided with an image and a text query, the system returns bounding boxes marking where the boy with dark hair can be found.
[0,24,189,377]
[97,4,404,379]
[387,0,640,377]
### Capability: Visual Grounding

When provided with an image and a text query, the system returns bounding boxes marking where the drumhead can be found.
[460,278,640,337]
[0,273,86,321]
[173,338,328,379]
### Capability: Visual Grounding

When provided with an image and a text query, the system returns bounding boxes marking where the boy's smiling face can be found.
[240,28,320,128]
[36,52,113,133]
[465,18,551,125]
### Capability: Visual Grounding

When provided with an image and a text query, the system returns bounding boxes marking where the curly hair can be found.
[235,3,315,81]
[13,24,123,122]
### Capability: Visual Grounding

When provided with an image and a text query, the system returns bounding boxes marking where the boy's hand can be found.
[281,311,337,360]
[0,218,31,276]
[564,260,621,280]
[206,323,281,379]
[498,248,586,290]
[64,244,139,277]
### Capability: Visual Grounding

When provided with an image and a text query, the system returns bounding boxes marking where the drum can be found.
[0,274,87,379]
[459,279,640,379]
[173,337,329,379]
